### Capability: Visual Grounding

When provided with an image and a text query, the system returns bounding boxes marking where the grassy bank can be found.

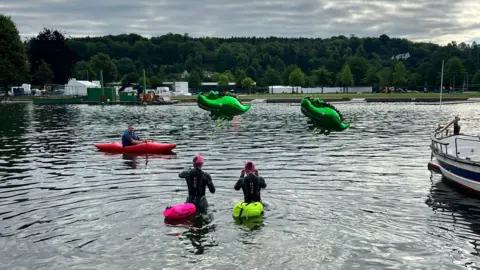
[170,92,480,100]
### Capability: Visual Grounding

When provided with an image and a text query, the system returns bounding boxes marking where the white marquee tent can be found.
[64,79,101,96]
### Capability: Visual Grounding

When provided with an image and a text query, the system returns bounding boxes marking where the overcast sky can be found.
[3,0,480,45]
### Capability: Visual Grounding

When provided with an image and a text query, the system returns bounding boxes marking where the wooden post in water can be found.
[100,70,104,104]
[143,69,146,101]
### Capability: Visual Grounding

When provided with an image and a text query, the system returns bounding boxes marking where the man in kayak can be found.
[178,154,216,212]
[121,125,150,147]
[234,160,267,203]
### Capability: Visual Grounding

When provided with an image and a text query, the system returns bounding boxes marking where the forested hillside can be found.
[2,14,480,91]
[65,33,480,90]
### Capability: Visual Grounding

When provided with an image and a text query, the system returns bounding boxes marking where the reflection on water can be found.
[117,153,178,170]
[234,215,264,231]
[426,173,480,262]
[0,102,479,269]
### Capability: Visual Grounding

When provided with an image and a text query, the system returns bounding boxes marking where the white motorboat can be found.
[430,118,480,193]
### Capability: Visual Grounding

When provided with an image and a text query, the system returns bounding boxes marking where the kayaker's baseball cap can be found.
[193,154,204,167]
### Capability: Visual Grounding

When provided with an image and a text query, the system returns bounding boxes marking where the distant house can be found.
[391,52,410,60]
[181,70,189,79]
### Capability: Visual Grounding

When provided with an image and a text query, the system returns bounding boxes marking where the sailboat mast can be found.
[439,60,444,112]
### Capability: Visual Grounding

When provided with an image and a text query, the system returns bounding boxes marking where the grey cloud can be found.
[3,0,479,44]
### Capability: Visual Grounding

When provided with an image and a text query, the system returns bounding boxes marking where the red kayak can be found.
[94,142,176,154]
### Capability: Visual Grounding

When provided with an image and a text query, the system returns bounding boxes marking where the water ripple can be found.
[0,102,479,269]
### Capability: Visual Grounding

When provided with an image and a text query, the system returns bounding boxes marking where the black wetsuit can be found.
[178,168,215,211]
[234,174,267,203]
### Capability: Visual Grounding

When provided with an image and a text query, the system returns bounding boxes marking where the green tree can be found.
[218,74,230,89]
[188,70,202,89]
[345,56,371,85]
[445,57,465,87]
[72,60,96,80]
[392,62,407,86]
[262,66,283,86]
[150,76,162,88]
[408,72,422,89]
[355,45,366,57]
[378,67,392,87]
[222,70,235,82]
[339,64,354,92]
[115,57,136,76]
[89,53,118,83]
[311,68,332,92]
[215,44,235,72]
[138,76,150,88]
[236,53,250,70]
[122,72,139,84]
[361,67,380,86]
[463,60,477,76]
[472,70,480,85]
[289,68,305,87]
[32,60,54,87]
[241,77,255,94]
[234,68,247,86]
[0,15,29,91]
[282,65,299,85]
[273,57,286,72]
[27,28,77,84]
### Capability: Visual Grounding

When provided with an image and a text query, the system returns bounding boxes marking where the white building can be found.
[269,85,302,94]
[391,52,410,60]
[64,79,101,96]
[201,82,237,87]
[161,81,190,96]
[270,85,372,94]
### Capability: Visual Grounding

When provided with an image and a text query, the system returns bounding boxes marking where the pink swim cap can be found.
[244,160,256,174]
[193,154,204,167]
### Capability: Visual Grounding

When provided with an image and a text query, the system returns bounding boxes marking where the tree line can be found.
[2,13,480,92]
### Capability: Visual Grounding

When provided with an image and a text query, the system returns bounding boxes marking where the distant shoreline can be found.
[2,93,480,105]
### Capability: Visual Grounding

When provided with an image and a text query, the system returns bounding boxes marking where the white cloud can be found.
[3,0,480,45]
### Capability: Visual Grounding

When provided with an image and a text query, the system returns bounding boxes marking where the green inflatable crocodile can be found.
[197,90,251,119]
[300,97,350,133]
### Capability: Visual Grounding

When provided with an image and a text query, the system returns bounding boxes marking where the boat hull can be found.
[432,153,480,193]
[94,142,176,154]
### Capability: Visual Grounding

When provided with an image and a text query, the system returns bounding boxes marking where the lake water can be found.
[0,102,480,270]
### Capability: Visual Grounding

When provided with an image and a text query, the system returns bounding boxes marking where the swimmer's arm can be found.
[178,170,189,178]
[259,177,267,189]
[205,173,215,194]
[234,179,243,190]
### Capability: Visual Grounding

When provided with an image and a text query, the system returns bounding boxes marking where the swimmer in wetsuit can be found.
[234,160,267,203]
[178,154,215,211]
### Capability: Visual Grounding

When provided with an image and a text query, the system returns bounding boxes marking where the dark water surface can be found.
[1,102,480,270]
